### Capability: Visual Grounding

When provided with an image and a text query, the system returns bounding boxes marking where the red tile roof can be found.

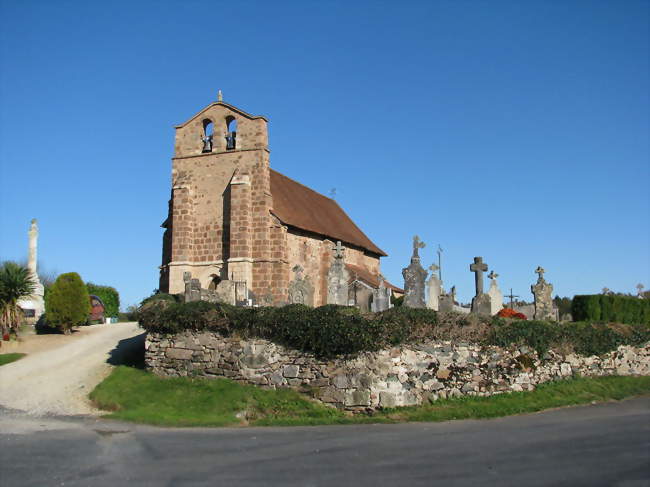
[270,170,387,257]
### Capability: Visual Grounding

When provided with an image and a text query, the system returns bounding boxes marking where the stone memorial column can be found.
[402,236,428,308]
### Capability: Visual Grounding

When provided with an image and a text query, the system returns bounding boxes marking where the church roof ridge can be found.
[175,101,268,128]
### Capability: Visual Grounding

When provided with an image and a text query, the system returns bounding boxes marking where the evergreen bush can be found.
[45,272,90,333]
[572,295,649,324]
[86,283,120,319]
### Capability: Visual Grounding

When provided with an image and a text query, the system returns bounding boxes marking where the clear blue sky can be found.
[1,0,648,309]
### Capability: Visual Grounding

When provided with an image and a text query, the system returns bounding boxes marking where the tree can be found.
[45,272,90,334]
[0,262,36,338]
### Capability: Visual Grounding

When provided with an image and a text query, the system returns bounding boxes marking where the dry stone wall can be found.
[145,332,650,411]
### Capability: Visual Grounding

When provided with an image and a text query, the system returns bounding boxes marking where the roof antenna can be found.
[217,90,223,102]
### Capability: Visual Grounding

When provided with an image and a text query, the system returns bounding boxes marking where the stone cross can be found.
[636,283,644,296]
[535,266,545,281]
[333,241,345,259]
[470,257,488,296]
[412,235,425,257]
[488,270,498,281]
[292,265,304,280]
[428,263,439,273]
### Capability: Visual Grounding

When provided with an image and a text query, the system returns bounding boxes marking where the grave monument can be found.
[426,263,442,311]
[402,236,428,308]
[531,266,554,320]
[469,256,492,315]
[327,241,350,306]
[487,270,504,315]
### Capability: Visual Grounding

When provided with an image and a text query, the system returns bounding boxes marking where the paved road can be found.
[0,322,143,415]
[1,396,648,486]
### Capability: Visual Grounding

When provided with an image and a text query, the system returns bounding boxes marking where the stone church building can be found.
[159,97,401,308]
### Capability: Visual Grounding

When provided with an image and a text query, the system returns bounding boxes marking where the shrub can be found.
[572,295,649,324]
[86,283,120,319]
[139,301,650,359]
[45,272,90,333]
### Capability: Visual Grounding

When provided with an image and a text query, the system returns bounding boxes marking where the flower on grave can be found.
[496,308,527,320]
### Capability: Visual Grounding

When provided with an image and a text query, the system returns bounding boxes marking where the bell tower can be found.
[159,94,274,297]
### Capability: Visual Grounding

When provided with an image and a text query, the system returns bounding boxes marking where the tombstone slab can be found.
[426,263,442,311]
[402,236,428,308]
[531,266,555,320]
[371,275,391,312]
[288,265,314,306]
[487,270,504,315]
[327,241,350,306]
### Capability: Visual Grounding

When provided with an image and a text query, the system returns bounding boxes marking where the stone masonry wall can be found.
[145,332,650,411]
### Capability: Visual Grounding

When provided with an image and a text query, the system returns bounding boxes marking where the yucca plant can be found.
[0,261,36,339]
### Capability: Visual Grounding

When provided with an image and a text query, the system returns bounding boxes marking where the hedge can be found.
[87,283,120,318]
[572,295,650,325]
[138,301,649,358]
[45,272,90,332]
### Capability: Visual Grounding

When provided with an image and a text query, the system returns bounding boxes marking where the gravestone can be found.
[183,272,202,302]
[288,265,314,306]
[327,241,350,305]
[402,236,428,308]
[438,285,457,312]
[426,263,442,311]
[371,274,391,312]
[469,257,492,315]
[487,270,504,315]
[531,266,554,320]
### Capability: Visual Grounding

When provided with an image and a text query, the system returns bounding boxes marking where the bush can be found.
[139,301,650,359]
[497,308,527,320]
[86,283,120,319]
[572,295,649,324]
[45,272,90,333]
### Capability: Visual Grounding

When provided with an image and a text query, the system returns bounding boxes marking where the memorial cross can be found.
[535,266,545,280]
[488,270,499,280]
[505,288,520,309]
[333,241,345,259]
[469,257,488,295]
[412,235,426,257]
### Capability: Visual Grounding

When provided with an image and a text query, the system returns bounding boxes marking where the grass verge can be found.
[0,353,26,366]
[90,368,650,428]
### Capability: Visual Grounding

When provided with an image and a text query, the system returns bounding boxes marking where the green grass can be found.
[0,353,26,366]
[90,367,650,428]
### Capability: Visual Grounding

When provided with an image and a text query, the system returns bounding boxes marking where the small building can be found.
[89,295,105,322]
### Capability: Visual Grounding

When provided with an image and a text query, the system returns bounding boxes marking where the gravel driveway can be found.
[0,323,144,416]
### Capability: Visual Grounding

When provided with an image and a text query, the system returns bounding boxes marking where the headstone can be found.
[426,263,442,311]
[327,241,350,305]
[487,270,504,315]
[17,219,45,323]
[531,266,554,320]
[288,265,314,306]
[371,274,391,312]
[469,256,491,315]
[438,285,456,312]
[184,273,202,302]
[402,235,428,308]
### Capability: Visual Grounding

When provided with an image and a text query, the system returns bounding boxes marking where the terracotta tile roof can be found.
[346,264,404,294]
[270,169,387,257]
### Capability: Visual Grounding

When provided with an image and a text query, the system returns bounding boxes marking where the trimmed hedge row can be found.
[139,300,650,358]
[572,295,650,325]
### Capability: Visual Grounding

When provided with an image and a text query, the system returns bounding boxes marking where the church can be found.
[159,95,401,308]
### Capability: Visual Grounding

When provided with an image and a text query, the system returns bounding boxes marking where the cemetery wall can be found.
[145,331,650,411]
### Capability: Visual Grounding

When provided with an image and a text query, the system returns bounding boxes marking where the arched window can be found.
[202,119,214,153]
[225,116,237,150]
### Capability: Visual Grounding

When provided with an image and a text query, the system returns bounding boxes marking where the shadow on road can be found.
[107,332,146,369]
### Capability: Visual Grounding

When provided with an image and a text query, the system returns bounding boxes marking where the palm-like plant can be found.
[0,261,36,338]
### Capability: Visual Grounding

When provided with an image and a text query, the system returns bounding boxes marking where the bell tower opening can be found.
[225,116,237,150]
[202,119,214,153]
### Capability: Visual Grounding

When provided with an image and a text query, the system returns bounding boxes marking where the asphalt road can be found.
[1,396,649,487]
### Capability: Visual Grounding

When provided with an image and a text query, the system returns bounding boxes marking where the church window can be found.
[202,119,214,153]
[225,116,237,150]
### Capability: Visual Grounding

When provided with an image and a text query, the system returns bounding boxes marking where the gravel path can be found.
[0,323,144,416]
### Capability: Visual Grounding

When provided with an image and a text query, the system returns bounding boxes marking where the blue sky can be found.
[1,0,648,309]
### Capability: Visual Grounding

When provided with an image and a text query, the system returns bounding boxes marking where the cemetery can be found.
[141,235,650,412]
